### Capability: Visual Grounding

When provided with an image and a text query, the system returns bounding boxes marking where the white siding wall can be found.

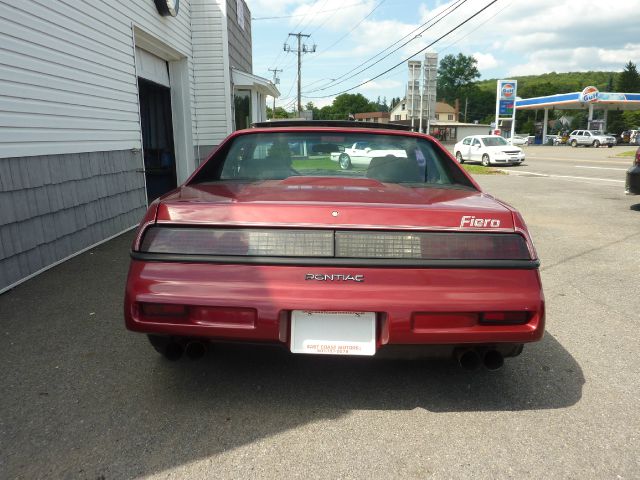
[191,0,233,151]
[0,0,199,159]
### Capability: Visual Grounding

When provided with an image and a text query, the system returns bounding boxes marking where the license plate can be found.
[290,311,376,356]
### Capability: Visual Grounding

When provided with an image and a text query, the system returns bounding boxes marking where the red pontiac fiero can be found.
[124,121,544,370]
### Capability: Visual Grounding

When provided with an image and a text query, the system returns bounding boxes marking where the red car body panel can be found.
[124,126,545,354]
[125,261,544,346]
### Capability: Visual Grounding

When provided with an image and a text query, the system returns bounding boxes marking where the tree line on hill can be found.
[268,55,640,134]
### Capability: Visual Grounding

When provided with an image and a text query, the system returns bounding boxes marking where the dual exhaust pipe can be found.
[161,340,501,369]
[455,348,504,371]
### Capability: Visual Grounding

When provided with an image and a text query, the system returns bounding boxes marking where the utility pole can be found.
[419,59,424,134]
[268,68,282,114]
[284,33,316,115]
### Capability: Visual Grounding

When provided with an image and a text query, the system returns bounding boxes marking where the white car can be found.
[454,135,525,166]
[508,135,529,146]
[331,141,407,169]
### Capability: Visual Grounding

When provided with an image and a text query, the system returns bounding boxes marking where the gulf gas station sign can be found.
[498,80,517,115]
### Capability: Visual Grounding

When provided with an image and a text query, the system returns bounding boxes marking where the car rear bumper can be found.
[124,260,545,349]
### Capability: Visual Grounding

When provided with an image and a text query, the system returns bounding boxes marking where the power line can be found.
[304,0,469,94]
[309,0,499,98]
[310,0,387,59]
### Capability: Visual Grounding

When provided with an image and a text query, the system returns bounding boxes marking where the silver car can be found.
[568,130,616,148]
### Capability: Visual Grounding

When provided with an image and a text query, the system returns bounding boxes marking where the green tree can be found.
[331,93,376,118]
[437,53,481,104]
[616,61,640,92]
[266,106,290,119]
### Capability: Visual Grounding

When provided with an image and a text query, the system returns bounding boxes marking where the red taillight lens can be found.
[481,311,531,324]
[140,303,188,317]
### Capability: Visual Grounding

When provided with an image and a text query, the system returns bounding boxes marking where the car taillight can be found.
[140,227,334,256]
[139,227,532,260]
[335,231,531,260]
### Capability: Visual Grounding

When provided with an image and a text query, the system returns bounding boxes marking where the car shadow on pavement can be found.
[0,232,584,479]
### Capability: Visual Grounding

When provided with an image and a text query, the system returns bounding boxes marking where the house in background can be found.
[354,112,390,124]
[388,98,489,142]
[0,0,278,293]
[389,99,458,123]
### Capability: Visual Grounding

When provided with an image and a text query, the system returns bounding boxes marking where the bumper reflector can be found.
[481,311,531,324]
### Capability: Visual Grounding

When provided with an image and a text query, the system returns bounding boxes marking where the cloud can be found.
[287,0,377,31]
[473,52,499,71]
[356,79,403,91]
[507,44,640,76]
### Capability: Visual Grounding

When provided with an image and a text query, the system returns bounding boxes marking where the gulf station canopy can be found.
[515,86,640,138]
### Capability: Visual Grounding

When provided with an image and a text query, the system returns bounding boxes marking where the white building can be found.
[0,0,278,293]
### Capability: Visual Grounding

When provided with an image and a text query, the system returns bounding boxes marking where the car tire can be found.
[147,334,183,361]
[481,154,490,166]
[455,152,464,164]
[571,139,578,147]
[593,140,600,148]
[338,153,352,170]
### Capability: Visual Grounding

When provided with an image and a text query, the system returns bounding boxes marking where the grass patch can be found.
[462,164,506,175]
[616,150,638,157]
[291,156,338,170]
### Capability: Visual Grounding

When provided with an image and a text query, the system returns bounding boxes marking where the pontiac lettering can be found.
[305,273,364,282]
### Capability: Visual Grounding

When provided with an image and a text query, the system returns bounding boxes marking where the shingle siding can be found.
[226,0,252,73]
[0,150,146,290]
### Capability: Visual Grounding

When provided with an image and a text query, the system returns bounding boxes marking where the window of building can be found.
[234,89,251,130]
[401,104,405,110]
[448,114,454,120]
[394,115,401,121]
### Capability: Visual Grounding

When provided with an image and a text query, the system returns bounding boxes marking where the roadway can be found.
[503,144,632,187]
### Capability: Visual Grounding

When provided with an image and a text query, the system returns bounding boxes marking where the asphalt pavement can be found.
[1,145,639,479]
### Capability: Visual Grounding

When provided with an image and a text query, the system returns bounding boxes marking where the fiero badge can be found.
[305,273,364,282]
[460,215,501,228]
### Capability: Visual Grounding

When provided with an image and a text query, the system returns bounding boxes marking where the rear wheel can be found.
[571,139,578,147]
[481,154,490,166]
[147,334,183,361]
[455,151,464,164]
[593,140,600,148]
[338,153,352,170]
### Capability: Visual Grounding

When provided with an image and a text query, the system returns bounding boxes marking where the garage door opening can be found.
[138,78,177,202]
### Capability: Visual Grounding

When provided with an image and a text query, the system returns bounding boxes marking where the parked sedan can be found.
[508,135,529,146]
[454,135,525,166]
[625,146,640,195]
[125,121,544,371]
[330,140,406,169]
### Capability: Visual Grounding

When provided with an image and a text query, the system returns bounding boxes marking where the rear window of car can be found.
[482,137,508,147]
[191,131,475,188]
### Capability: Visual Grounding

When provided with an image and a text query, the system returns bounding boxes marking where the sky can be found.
[245,0,640,110]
